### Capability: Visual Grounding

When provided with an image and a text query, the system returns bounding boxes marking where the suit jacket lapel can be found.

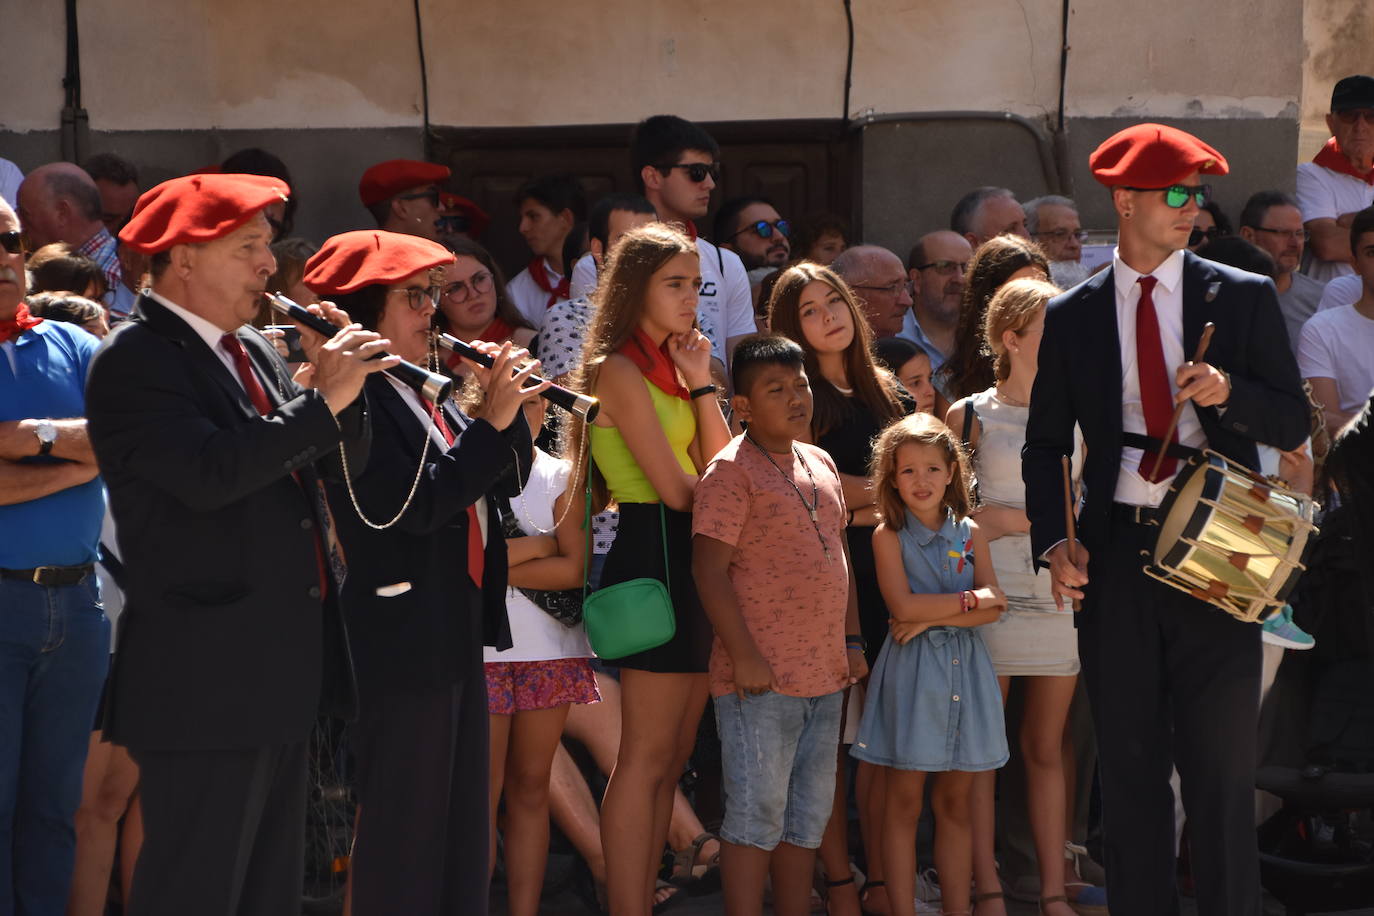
[135,295,258,420]
[1180,251,1218,361]
[237,328,292,408]
[1083,267,1124,445]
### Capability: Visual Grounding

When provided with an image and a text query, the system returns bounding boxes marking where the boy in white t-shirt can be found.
[1298,205,1374,439]
[631,115,756,371]
[506,174,586,329]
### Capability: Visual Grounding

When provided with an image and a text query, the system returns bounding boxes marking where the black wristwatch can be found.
[689,384,718,400]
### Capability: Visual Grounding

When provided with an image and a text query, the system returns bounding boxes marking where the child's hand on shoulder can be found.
[889,619,929,645]
[732,647,776,698]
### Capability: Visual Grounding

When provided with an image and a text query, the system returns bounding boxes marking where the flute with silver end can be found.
[432,331,600,423]
[263,292,453,404]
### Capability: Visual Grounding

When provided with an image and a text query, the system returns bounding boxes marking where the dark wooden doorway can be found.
[432,119,857,278]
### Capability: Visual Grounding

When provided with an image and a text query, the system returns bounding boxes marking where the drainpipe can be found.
[60,0,89,163]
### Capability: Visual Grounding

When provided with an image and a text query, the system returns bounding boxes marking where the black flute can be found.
[433,331,600,422]
[264,292,453,403]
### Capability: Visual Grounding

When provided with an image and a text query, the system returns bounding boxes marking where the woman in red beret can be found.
[302,229,548,916]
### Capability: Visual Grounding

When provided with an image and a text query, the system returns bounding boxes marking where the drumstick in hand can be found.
[1061,454,1081,612]
[1146,322,1216,483]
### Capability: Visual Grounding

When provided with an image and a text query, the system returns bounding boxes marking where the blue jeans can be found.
[0,576,110,915]
[714,690,843,850]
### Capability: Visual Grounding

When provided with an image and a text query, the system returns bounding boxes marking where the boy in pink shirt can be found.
[693,335,868,916]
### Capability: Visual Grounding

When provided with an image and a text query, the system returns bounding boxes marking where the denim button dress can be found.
[850,509,1008,772]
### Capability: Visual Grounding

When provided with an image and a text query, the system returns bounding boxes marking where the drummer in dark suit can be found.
[300,231,544,915]
[1023,125,1310,915]
[85,174,391,916]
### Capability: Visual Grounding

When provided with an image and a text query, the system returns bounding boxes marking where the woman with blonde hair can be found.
[946,277,1103,916]
[767,262,912,915]
[567,222,731,914]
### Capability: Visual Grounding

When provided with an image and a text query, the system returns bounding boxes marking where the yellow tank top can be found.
[590,379,696,504]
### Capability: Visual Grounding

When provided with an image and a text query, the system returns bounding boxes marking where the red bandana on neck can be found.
[683,220,698,242]
[617,328,690,401]
[1314,137,1374,186]
[0,303,43,345]
[443,317,517,371]
[527,258,570,309]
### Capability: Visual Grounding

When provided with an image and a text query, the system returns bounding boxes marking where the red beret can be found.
[303,230,454,296]
[439,192,491,238]
[358,159,451,207]
[118,173,289,254]
[1089,123,1229,187]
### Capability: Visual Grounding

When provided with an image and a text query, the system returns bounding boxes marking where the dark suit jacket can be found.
[86,295,367,751]
[1023,252,1310,564]
[328,373,531,694]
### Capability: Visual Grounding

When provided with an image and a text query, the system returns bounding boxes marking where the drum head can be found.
[1155,454,1225,569]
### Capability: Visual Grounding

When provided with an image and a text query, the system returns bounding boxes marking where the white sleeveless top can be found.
[967,388,1081,611]
[484,449,594,663]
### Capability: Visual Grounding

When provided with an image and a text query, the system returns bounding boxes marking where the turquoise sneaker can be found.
[1261,605,1315,650]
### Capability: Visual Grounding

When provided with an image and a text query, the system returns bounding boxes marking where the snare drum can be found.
[1143,450,1317,623]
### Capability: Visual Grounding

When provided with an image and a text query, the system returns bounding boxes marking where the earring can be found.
[1123,211,1133,219]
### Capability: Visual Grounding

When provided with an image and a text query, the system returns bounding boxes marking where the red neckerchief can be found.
[618,328,690,401]
[527,257,570,308]
[443,317,517,370]
[684,220,698,242]
[0,303,43,345]
[1314,137,1374,186]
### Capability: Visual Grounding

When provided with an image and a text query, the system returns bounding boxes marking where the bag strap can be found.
[581,482,594,600]
[960,398,978,450]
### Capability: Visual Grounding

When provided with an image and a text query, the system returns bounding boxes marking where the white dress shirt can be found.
[1110,248,1206,507]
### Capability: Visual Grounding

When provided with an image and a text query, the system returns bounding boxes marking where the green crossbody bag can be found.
[580,487,677,659]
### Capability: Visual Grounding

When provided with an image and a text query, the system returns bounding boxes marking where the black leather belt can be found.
[1111,503,1161,526]
[0,564,95,587]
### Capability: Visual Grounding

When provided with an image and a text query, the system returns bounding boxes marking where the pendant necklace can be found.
[745,434,833,563]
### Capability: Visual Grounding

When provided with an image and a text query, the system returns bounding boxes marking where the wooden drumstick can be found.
[1061,454,1081,612]
[1146,322,1216,483]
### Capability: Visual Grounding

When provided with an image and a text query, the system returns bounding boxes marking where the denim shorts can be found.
[713,689,843,850]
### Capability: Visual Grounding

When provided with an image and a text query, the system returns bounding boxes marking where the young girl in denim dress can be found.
[851,412,1009,916]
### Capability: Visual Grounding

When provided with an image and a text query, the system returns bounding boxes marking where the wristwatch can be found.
[34,420,57,457]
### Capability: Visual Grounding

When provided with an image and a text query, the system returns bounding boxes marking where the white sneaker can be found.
[916,867,942,902]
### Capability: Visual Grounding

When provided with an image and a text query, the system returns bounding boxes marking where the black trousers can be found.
[1078,514,1261,916]
[350,678,489,916]
[127,741,307,916]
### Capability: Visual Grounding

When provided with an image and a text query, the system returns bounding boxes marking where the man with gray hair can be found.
[830,244,913,339]
[1025,194,1092,288]
[1239,189,1328,354]
[16,163,134,320]
[950,186,1029,248]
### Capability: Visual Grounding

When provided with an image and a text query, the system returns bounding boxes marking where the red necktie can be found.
[221,333,339,592]
[1134,276,1177,482]
[424,397,485,588]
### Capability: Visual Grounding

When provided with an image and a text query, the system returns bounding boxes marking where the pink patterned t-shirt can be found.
[693,436,850,698]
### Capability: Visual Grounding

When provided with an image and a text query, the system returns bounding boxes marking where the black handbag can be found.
[496,495,584,627]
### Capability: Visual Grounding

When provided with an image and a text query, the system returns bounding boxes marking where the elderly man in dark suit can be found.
[85,173,393,916]
[1023,125,1310,915]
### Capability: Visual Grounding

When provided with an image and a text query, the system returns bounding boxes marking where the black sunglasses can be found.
[666,162,720,184]
[0,231,24,255]
[730,219,791,242]
[397,189,441,207]
[1188,226,1225,248]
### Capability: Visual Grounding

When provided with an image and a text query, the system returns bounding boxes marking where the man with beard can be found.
[900,230,972,383]
[1025,195,1093,289]
[715,196,792,302]
[1238,190,1327,355]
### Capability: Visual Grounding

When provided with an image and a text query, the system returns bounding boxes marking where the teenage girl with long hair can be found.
[566,222,732,915]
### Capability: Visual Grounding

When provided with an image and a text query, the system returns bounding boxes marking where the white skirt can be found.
[979,602,1080,677]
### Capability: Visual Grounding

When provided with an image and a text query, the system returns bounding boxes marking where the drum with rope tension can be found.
[1143,449,1317,623]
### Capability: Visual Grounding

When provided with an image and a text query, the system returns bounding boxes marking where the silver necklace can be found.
[744,434,833,563]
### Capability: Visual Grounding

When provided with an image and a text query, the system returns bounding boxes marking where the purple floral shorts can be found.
[485,657,601,715]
